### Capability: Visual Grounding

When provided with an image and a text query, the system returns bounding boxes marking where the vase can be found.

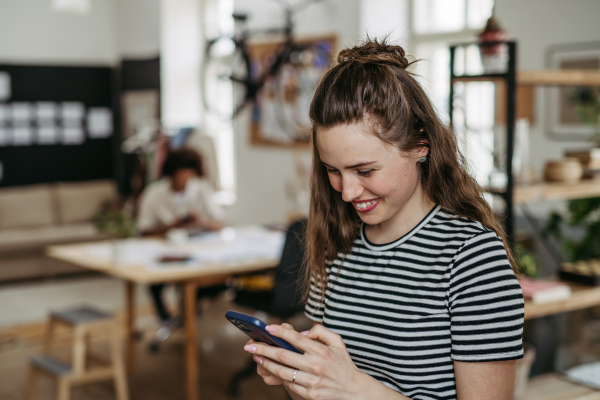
[111,239,131,265]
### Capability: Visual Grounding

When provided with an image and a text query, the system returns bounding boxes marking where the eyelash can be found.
[325,169,374,177]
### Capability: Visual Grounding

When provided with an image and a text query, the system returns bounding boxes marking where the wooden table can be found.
[46,230,283,400]
[524,282,600,320]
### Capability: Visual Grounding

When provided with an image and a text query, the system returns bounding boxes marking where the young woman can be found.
[243,39,524,400]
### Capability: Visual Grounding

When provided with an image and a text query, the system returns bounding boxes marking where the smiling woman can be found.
[244,38,524,400]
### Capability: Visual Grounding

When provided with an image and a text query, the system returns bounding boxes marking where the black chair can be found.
[227,218,307,397]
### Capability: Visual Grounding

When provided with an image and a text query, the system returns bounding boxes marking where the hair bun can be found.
[337,39,410,69]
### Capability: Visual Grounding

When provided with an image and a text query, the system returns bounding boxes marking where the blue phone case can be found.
[225,310,302,354]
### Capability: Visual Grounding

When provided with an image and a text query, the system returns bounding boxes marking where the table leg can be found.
[184,281,199,400]
[125,281,136,374]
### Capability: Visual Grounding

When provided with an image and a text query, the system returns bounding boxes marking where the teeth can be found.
[356,199,377,209]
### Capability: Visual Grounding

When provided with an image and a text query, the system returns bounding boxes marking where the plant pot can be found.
[513,343,536,399]
[111,239,131,265]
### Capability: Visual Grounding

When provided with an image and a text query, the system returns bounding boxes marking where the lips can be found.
[352,198,381,213]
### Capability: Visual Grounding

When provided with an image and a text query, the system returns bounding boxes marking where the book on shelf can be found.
[518,278,572,304]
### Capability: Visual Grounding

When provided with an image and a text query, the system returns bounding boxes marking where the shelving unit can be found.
[514,180,600,204]
[449,40,600,247]
[449,41,518,244]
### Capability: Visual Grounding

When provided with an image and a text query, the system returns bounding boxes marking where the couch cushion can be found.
[0,223,101,253]
[0,184,56,229]
[55,180,117,224]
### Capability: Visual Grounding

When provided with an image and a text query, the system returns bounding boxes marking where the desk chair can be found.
[228,218,307,397]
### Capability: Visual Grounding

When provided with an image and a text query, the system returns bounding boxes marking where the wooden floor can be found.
[0,297,292,400]
[1,292,599,400]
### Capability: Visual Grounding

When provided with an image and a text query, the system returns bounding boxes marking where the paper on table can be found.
[85,240,201,270]
[83,227,285,271]
[190,227,285,265]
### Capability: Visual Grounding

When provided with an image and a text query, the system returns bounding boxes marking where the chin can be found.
[356,213,382,226]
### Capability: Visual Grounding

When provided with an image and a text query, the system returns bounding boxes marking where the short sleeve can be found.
[304,275,326,322]
[448,231,524,362]
[192,179,224,221]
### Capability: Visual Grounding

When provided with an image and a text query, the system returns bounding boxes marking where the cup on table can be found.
[167,228,188,246]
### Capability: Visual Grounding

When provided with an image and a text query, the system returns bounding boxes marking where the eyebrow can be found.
[321,161,377,169]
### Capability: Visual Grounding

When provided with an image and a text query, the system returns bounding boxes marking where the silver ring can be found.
[292,369,298,383]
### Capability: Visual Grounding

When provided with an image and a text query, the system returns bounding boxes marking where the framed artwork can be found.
[248,35,337,147]
[121,90,160,140]
[546,42,600,140]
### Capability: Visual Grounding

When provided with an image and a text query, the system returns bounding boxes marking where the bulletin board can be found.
[248,35,337,148]
[0,64,115,187]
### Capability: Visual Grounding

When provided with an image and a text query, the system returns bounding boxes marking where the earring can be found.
[419,157,427,163]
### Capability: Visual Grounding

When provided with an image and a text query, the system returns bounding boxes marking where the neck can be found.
[366,184,435,245]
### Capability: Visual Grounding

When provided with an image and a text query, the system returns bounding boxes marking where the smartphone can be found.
[225,310,302,354]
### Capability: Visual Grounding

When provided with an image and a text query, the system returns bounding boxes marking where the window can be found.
[410,0,495,186]
[204,0,237,205]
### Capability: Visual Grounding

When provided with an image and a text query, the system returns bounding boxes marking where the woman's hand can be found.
[246,323,295,387]
[244,323,370,399]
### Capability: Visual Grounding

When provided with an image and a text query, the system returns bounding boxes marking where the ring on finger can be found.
[292,369,298,383]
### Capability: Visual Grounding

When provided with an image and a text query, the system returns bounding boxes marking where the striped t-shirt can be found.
[305,205,524,400]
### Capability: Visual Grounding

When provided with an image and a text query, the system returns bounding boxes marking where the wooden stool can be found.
[25,306,129,400]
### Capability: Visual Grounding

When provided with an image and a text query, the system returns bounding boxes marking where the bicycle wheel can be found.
[271,44,328,141]
[202,36,255,119]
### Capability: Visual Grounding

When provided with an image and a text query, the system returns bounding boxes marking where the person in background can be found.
[137,147,225,324]
[137,147,224,236]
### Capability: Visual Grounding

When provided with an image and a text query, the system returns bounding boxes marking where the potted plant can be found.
[92,199,137,265]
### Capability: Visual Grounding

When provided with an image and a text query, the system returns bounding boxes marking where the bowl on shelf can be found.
[543,158,583,183]
[565,149,600,179]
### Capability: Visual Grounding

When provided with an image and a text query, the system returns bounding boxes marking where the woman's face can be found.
[317,122,428,228]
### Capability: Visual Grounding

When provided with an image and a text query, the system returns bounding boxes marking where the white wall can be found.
[116,0,161,58]
[0,0,161,65]
[0,0,119,64]
[160,0,203,127]
[358,0,409,45]
[224,0,361,226]
[496,0,600,177]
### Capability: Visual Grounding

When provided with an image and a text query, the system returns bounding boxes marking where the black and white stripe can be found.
[305,206,524,400]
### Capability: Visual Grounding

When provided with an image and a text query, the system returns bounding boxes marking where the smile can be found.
[352,198,381,213]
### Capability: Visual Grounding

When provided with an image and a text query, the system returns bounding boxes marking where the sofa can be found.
[0,180,117,282]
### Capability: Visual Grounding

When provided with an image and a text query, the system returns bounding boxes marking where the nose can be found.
[341,174,363,202]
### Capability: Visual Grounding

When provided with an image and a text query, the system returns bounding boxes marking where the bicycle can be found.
[202,0,332,140]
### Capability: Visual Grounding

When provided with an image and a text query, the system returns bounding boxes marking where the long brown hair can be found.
[304,38,516,305]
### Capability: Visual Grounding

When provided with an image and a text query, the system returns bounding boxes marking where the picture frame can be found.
[248,35,337,148]
[545,41,600,140]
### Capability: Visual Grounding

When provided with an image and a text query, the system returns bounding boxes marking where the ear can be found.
[415,139,429,159]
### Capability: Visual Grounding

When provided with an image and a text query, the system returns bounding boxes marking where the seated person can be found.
[137,147,224,236]
[137,148,225,324]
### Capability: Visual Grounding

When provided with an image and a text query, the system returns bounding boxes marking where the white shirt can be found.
[136,177,223,232]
